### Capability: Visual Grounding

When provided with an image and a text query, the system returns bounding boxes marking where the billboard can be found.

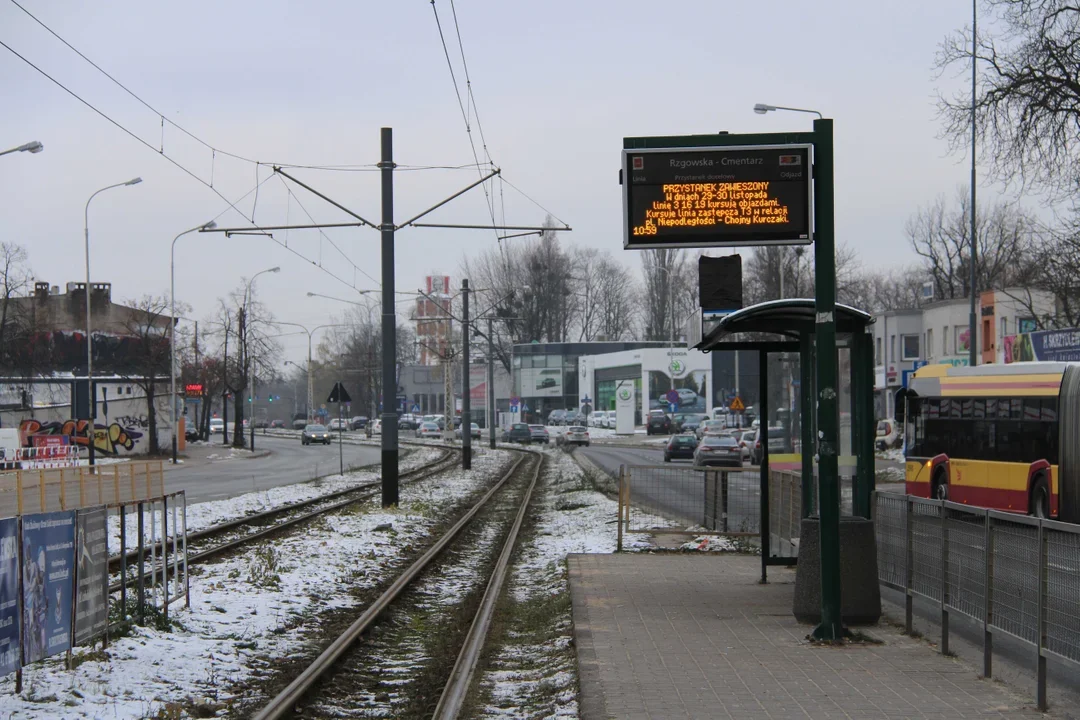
[521,368,562,398]
[74,508,109,645]
[0,518,19,675]
[623,144,812,249]
[21,511,75,663]
[1004,328,1080,363]
[648,370,708,412]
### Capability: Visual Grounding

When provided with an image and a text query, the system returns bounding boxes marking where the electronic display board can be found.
[622,144,812,249]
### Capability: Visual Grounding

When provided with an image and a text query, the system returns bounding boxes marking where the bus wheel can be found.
[1030,477,1050,519]
[931,469,948,501]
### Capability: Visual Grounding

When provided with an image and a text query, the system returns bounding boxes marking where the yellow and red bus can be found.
[903,361,1080,522]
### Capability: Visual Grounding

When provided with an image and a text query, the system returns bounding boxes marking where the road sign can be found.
[412,403,421,413]
[665,389,680,404]
[668,402,678,413]
[522,403,530,412]
[622,144,812,249]
[510,405,518,413]
[729,395,745,412]
[510,396,520,407]
[581,395,592,404]
[327,382,352,404]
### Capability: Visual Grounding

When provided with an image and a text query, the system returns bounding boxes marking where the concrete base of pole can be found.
[793,516,881,625]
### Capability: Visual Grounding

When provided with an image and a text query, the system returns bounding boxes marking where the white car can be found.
[418,421,442,439]
[370,419,382,436]
[603,411,616,429]
[209,417,224,434]
[328,418,348,432]
[676,388,699,405]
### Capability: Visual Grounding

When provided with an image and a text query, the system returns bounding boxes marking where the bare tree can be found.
[117,295,174,455]
[907,190,1037,300]
[0,242,33,371]
[640,248,692,340]
[937,1,1080,196]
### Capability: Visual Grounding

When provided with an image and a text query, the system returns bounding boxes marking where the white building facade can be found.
[579,346,712,426]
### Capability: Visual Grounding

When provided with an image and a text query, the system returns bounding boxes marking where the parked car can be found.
[739,430,756,462]
[301,424,331,445]
[270,419,285,429]
[567,410,587,426]
[529,425,551,444]
[664,434,698,462]
[398,414,420,430]
[417,421,442,439]
[646,410,671,435]
[675,413,708,434]
[875,419,901,450]
[693,434,743,467]
[507,423,532,444]
[588,411,603,428]
[209,417,224,435]
[547,409,567,426]
[369,419,382,436]
[349,416,368,430]
[327,418,348,432]
[255,419,270,429]
[292,413,308,430]
[751,426,790,465]
[556,425,590,447]
[455,422,482,440]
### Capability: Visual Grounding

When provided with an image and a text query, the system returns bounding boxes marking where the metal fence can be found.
[874,492,1080,711]
[0,461,165,517]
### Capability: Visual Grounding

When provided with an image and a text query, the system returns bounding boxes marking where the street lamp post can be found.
[272,321,350,425]
[170,220,217,464]
[244,267,280,450]
[85,177,142,466]
[0,140,43,157]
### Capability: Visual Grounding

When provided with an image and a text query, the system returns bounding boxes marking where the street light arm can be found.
[0,140,43,156]
[753,103,823,119]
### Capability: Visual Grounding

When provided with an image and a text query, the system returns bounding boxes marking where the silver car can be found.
[418,421,442,439]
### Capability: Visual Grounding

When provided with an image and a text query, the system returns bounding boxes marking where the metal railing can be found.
[0,461,165,516]
[874,492,1080,711]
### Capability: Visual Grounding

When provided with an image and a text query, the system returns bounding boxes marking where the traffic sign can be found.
[665,389,680,404]
[327,382,351,404]
[668,402,678,413]
[522,403,530,412]
[412,403,421,413]
[510,405,518,413]
[510,396,521,407]
[729,395,745,412]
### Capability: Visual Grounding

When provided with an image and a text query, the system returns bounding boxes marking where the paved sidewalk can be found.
[569,554,1049,719]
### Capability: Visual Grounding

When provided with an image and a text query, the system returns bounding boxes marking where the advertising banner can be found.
[21,511,75,663]
[647,369,707,413]
[1004,328,1080,363]
[0,517,19,675]
[74,508,108,645]
[521,368,562,398]
[615,380,636,435]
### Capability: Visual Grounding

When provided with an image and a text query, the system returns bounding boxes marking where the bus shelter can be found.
[696,299,877,588]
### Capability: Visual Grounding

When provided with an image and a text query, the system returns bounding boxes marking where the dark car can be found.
[675,413,708,434]
[350,416,369,430]
[664,434,697,462]
[693,434,743,467]
[547,409,567,426]
[292,413,308,430]
[529,425,551,445]
[507,423,532,444]
[301,424,331,445]
[646,410,671,435]
[254,419,270,429]
[270,419,285,429]
[567,410,587,426]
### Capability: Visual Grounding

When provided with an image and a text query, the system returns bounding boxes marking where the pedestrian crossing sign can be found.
[729,396,745,412]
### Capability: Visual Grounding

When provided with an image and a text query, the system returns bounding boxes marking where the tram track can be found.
[249,447,545,720]
[108,446,461,593]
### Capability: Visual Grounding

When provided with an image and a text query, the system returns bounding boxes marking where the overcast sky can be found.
[1,1,982,365]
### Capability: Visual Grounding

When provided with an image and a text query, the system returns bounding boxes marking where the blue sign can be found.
[510,405,518,413]
[581,395,592,404]
[0,517,19,675]
[21,511,75,663]
[668,402,679,413]
[1005,327,1080,364]
[913,360,928,370]
[665,389,680,405]
[412,403,421,413]
[522,403,530,412]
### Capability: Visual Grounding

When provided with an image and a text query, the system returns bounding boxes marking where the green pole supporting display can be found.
[811,118,846,641]
[859,329,876,517]
[800,334,815,518]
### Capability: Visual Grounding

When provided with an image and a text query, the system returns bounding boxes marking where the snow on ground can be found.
[5,448,512,719]
[876,447,905,463]
[105,445,445,554]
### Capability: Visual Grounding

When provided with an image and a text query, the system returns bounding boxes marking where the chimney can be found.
[50,285,59,296]
[91,282,112,304]
[34,282,49,301]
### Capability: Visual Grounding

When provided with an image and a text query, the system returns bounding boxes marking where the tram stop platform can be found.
[569,553,1049,719]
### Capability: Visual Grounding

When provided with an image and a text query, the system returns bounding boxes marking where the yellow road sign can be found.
[729,396,745,412]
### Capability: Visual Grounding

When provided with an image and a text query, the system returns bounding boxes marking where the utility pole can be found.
[968,0,979,368]
[380,127,399,507]
[462,279,471,469]
[443,307,454,440]
[488,317,496,449]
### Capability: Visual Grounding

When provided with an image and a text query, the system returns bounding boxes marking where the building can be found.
[415,275,453,366]
[873,288,1056,418]
[510,341,672,422]
[580,346,712,426]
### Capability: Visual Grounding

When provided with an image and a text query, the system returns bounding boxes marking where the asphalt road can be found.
[165,434,382,504]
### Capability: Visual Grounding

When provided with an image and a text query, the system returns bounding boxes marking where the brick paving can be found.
[569,553,1050,719]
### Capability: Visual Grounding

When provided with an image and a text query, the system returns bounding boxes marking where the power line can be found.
[0,36,367,295]
[500,176,570,229]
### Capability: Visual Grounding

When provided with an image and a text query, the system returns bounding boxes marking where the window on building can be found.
[926,329,934,359]
[955,326,970,354]
[1001,316,1008,339]
[943,326,949,356]
[901,334,920,361]
[890,335,896,363]
[983,319,992,351]
[875,337,882,366]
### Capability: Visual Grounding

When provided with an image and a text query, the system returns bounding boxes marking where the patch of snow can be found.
[679,535,738,552]
[6,449,513,718]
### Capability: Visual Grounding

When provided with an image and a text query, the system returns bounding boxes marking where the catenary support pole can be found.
[462,279,471,469]
[811,118,847,641]
[488,318,496,449]
[969,0,978,368]
[380,127,399,507]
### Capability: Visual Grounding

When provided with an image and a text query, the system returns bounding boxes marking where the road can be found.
[166,434,382,504]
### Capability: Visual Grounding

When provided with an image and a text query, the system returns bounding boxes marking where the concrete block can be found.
[792,515,881,625]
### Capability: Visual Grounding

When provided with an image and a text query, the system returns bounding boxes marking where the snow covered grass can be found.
[3,448,505,719]
[104,446,444,553]
[876,447,905,463]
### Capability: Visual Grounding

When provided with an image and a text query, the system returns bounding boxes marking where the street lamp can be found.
[170,220,217,463]
[84,177,141,467]
[0,141,43,157]
[245,267,280,450]
[753,103,823,119]
[271,321,349,424]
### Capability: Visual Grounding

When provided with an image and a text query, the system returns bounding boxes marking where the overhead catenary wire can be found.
[0,35,371,296]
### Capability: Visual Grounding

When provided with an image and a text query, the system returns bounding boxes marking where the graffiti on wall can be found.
[18,419,142,455]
